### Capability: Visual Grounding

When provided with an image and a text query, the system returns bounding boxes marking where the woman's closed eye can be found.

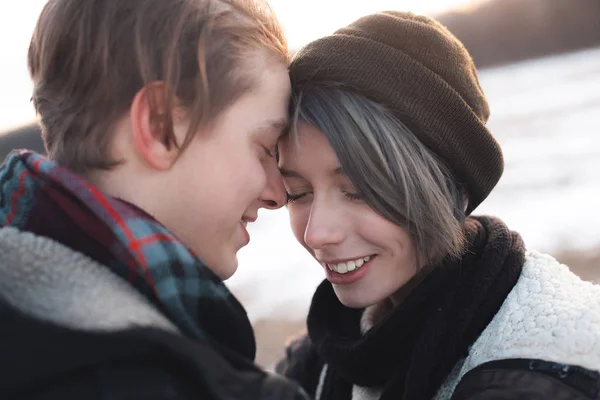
[344,191,361,201]
[286,191,310,203]
[286,190,361,204]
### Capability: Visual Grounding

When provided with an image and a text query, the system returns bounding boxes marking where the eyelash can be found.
[286,192,304,203]
[344,192,361,201]
[285,191,361,204]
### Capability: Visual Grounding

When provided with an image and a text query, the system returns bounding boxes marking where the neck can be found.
[87,165,158,216]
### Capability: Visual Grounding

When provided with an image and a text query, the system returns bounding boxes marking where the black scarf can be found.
[307,216,525,400]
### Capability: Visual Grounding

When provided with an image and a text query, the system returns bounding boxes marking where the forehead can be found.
[245,51,291,99]
[280,122,321,152]
[213,59,290,135]
[279,122,340,171]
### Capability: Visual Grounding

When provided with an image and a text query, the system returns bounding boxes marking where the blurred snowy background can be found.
[1,0,599,367]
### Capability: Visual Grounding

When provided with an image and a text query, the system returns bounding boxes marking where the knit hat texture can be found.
[289,11,504,213]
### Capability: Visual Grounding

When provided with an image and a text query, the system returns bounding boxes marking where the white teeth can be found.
[326,256,372,275]
[240,220,248,227]
[347,261,356,272]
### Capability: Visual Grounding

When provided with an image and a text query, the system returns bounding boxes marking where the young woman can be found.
[0,0,307,399]
[276,11,600,400]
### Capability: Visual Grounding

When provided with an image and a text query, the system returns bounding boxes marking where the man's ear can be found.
[130,83,180,170]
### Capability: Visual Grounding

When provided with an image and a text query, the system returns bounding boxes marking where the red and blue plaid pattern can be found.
[0,150,256,359]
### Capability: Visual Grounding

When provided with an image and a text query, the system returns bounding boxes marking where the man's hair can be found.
[28,0,288,173]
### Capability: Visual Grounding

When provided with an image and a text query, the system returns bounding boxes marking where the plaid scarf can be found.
[0,150,256,360]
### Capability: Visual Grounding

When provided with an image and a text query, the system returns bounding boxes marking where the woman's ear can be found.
[130,83,181,170]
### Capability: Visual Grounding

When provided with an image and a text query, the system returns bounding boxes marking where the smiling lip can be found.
[238,214,257,246]
[242,215,257,223]
[239,221,250,246]
[323,255,376,285]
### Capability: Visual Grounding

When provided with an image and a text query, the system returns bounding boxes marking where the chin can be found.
[220,267,238,281]
[334,288,381,309]
[218,257,239,281]
[189,238,239,280]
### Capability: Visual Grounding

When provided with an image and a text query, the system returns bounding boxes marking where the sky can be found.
[268,0,482,50]
[0,0,481,132]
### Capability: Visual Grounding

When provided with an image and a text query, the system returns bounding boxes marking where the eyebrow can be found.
[279,166,345,179]
[332,167,344,176]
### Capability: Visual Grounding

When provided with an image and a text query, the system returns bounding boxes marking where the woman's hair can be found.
[290,84,467,266]
[28,0,288,173]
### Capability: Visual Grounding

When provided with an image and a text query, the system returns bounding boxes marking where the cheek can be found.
[359,211,416,260]
[222,148,267,201]
[385,228,418,274]
[391,227,417,261]
[241,159,268,197]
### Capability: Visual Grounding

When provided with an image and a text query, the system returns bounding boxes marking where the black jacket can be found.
[276,334,600,400]
[1,292,308,400]
[0,225,308,400]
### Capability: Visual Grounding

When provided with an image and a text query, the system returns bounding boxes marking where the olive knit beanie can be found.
[289,11,504,213]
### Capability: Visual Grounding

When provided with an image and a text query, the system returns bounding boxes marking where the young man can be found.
[0,0,307,399]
